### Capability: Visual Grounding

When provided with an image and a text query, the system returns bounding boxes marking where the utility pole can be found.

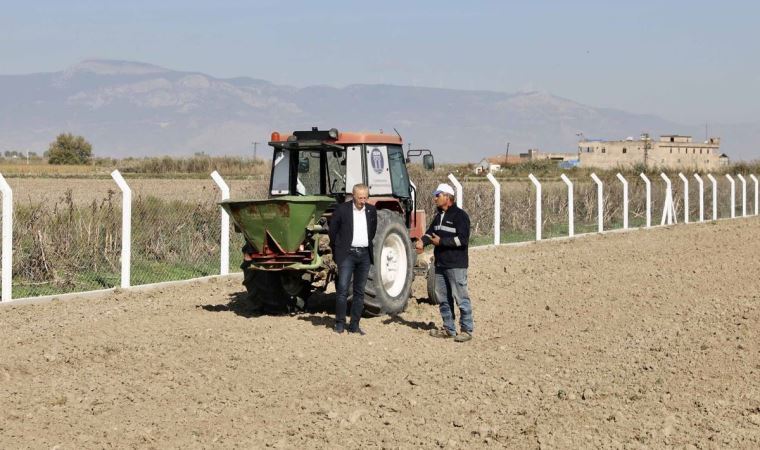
[642,133,651,168]
[252,141,259,160]
[505,142,510,165]
[576,132,585,160]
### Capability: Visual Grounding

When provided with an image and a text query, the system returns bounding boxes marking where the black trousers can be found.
[335,247,370,330]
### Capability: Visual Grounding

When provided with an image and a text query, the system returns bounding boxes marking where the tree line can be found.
[2,133,93,165]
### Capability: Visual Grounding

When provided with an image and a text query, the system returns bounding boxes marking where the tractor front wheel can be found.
[426,260,439,305]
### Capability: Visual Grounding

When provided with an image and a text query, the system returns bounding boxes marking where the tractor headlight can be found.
[328,128,339,139]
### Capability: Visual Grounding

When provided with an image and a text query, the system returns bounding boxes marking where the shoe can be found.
[429,328,455,339]
[334,323,345,334]
[348,327,366,336]
[454,332,472,343]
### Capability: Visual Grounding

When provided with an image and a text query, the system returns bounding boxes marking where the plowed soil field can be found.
[2,218,759,448]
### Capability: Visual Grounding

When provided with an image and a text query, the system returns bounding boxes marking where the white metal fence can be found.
[2,170,246,302]
[444,171,759,243]
[1,170,758,302]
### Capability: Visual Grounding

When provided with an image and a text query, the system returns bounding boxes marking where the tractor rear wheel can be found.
[360,209,415,315]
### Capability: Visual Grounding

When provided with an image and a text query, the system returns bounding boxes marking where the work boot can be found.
[334,322,345,334]
[429,328,455,339]
[454,332,473,343]
[348,327,366,336]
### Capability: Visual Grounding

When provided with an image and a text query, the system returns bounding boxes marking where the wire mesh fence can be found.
[413,172,759,246]
[11,184,121,298]
[129,191,221,286]
[2,170,757,300]
[7,176,269,298]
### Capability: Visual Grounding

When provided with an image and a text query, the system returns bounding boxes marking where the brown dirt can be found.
[1,218,760,448]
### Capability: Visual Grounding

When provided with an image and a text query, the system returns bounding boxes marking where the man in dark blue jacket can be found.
[415,183,474,342]
[329,184,377,335]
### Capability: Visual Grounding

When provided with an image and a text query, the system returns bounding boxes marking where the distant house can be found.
[577,134,726,169]
[474,155,522,174]
[474,150,580,174]
[474,159,496,175]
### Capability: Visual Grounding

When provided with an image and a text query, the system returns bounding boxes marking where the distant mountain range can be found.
[1,59,758,162]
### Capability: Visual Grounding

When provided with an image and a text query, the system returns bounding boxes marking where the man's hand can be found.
[415,240,424,250]
[431,233,441,246]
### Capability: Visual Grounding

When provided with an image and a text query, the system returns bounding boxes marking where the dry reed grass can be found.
[11,190,233,296]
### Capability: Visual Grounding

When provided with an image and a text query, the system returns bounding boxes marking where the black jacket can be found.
[328,201,378,266]
[421,204,470,269]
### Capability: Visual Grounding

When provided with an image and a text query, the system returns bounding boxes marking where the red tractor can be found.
[221,127,435,314]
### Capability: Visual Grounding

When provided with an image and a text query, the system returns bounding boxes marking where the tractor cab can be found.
[268,128,431,211]
[269,127,434,232]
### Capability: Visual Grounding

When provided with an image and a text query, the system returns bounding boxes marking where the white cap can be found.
[432,183,455,197]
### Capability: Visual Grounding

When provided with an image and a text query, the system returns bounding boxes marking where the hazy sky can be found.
[2,0,759,125]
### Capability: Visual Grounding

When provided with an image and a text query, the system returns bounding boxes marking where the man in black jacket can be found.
[415,183,474,342]
[328,184,377,335]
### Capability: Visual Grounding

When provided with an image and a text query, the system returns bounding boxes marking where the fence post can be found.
[560,174,574,237]
[707,174,718,220]
[211,171,231,275]
[693,174,704,222]
[447,173,463,208]
[660,173,675,225]
[590,173,603,232]
[737,174,747,217]
[485,173,500,245]
[751,174,759,216]
[678,173,689,224]
[616,173,628,229]
[725,174,736,218]
[528,174,542,241]
[640,173,651,228]
[0,174,12,302]
[111,170,132,288]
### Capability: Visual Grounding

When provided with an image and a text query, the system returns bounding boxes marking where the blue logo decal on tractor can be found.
[371,148,384,174]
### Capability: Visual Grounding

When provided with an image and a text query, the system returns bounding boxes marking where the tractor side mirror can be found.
[298,156,310,173]
[423,154,435,170]
[406,148,434,169]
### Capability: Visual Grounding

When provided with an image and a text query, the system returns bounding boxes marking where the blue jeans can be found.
[335,247,371,330]
[434,268,473,335]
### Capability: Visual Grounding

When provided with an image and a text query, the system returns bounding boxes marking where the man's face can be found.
[434,192,449,208]
[353,189,368,209]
